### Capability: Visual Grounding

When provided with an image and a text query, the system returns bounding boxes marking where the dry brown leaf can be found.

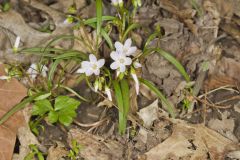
[143,119,239,160]
[137,100,159,128]
[0,64,27,160]
[208,111,238,142]
[205,57,240,90]
[47,143,68,160]
[68,129,124,160]
[13,107,43,160]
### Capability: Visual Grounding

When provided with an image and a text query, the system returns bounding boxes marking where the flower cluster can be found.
[76,38,141,101]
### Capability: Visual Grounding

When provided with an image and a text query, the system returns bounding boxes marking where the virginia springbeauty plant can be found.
[0,0,190,135]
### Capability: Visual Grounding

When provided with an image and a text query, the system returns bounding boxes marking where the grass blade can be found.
[83,16,116,25]
[59,85,89,102]
[48,59,61,88]
[113,80,126,134]
[122,23,140,41]
[96,0,102,38]
[139,78,176,118]
[120,79,130,115]
[87,23,114,49]
[143,32,160,51]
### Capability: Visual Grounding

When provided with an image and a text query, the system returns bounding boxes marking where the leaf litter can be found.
[0,0,240,159]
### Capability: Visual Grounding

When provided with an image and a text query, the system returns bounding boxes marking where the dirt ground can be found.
[0,0,240,160]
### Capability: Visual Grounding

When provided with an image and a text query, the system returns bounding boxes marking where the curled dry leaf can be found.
[143,119,239,160]
[0,64,27,160]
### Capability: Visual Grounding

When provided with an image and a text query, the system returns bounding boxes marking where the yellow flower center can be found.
[119,58,125,64]
[92,64,98,70]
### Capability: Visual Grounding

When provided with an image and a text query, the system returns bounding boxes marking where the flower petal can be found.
[76,68,85,73]
[119,65,126,72]
[124,57,132,65]
[111,0,118,5]
[93,69,100,75]
[41,65,48,77]
[131,73,140,95]
[85,69,93,76]
[115,41,123,52]
[89,54,97,62]
[105,87,112,101]
[124,38,132,48]
[133,61,142,68]
[110,62,119,70]
[110,51,119,61]
[126,47,137,56]
[97,59,105,68]
[14,36,21,49]
[0,76,10,80]
[81,61,90,67]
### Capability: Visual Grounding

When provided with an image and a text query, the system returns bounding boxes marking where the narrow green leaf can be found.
[139,78,176,118]
[87,19,113,49]
[48,59,61,88]
[142,48,190,82]
[59,85,88,102]
[53,51,87,60]
[122,23,140,41]
[143,32,160,51]
[113,80,124,113]
[83,16,116,25]
[120,79,130,115]
[96,0,102,38]
[34,92,51,101]
[44,35,84,51]
[0,92,46,125]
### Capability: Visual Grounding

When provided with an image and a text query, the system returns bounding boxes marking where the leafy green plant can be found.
[67,140,83,160]
[24,144,44,160]
[0,0,191,135]
[32,96,80,126]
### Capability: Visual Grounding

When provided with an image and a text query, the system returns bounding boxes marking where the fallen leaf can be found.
[0,64,27,160]
[47,143,68,160]
[208,111,238,142]
[13,107,43,160]
[138,100,159,128]
[68,129,124,160]
[226,151,240,159]
[143,119,239,160]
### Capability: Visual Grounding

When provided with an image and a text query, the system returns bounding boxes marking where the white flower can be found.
[0,75,10,80]
[133,61,142,68]
[115,38,137,56]
[110,52,132,73]
[13,36,21,52]
[111,0,123,6]
[105,86,112,101]
[27,64,48,80]
[131,72,140,95]
[76,54,105,76]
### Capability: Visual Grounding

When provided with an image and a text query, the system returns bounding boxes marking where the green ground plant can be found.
[0,0,190,135]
